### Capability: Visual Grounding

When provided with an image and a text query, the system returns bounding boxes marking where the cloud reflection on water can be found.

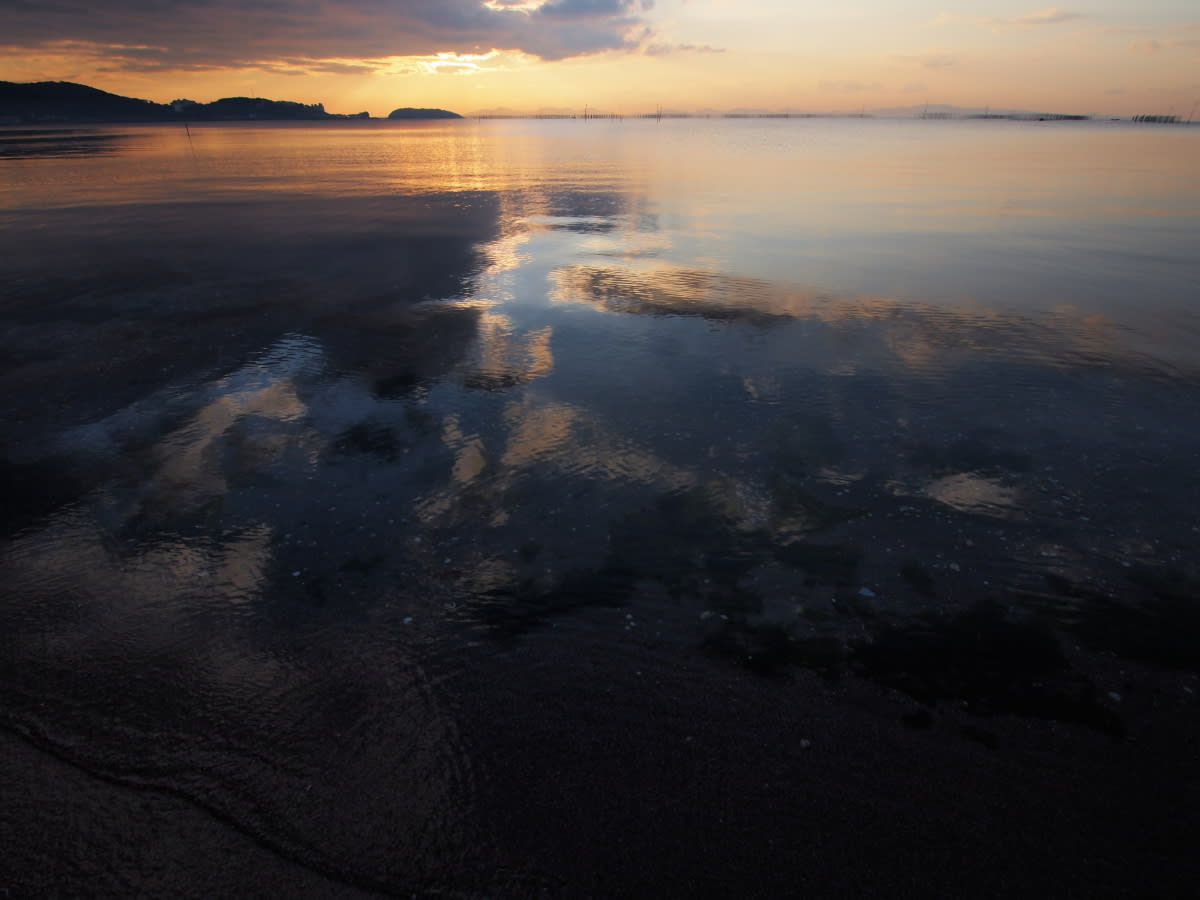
[2,122,1199,895]
[547,261,1194,384]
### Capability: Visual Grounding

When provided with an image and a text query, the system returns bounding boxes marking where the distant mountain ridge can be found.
[0,81,1105,125]
[0,80,457,124]
[0,81,170,123]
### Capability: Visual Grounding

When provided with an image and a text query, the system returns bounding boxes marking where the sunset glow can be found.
[2,2,1198,117]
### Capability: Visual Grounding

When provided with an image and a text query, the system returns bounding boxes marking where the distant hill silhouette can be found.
[0,81,167,123]
[387,108,463,120]
[0,80,375,123]
[174,96,367,121]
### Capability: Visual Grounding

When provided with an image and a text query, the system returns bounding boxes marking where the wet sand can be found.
[4,632,1197,898]
[2,120,1199,897]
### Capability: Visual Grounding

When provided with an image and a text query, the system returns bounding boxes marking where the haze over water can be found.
[2,119,1199,896]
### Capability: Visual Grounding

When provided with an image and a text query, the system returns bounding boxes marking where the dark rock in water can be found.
[388,108,463,120]
[902,709,935,729]
[0,458,88,536]
[960,723,1001,749]
[701,620,847,678]
[853,601,1126,737]
[1045,568,1200,671]
[899,559,937,597]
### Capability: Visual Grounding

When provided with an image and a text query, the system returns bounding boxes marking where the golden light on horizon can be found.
[1,2,1197,117]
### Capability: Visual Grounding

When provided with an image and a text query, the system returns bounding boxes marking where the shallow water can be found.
[2,118,1199,895]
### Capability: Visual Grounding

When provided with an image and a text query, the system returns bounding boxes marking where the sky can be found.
[1,1,1197,116]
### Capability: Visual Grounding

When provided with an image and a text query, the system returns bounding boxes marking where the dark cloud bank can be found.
[2,0,657,68]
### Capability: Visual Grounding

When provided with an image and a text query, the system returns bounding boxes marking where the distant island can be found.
[4,80,1177,126]
[0,80,460,124]
[388,108,463,120]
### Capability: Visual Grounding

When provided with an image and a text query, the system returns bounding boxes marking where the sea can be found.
[2,118,1198,896]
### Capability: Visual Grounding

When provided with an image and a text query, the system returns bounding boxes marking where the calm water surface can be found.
[2,119,1198,895]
